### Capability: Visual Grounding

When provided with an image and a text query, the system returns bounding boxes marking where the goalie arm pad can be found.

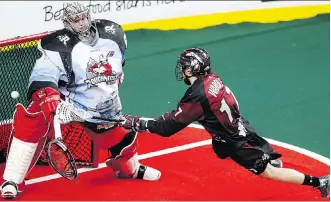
[31,87,61,120]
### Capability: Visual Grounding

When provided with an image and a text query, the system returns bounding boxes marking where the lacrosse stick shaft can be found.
[56,101,123,124]
[53,115,62,139]
[90,116,124,123]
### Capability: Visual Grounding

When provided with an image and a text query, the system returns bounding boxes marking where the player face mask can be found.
[176,64,192,86]
[62,3,92,36]
[176,56,194,86]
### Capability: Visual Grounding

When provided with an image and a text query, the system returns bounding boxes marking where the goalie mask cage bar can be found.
[0,32,98,168]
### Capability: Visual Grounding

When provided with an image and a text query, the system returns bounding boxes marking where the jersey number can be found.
[174,106,182,117]
[219,86,239,124]
[219,87,246,136]
[220,99,233,123]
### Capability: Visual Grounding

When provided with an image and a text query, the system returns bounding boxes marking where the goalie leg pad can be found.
[3,137,38,184]
[13,103,49,143]
[108,131,138,160]
[3,103,49,186]
[106,132,161,181]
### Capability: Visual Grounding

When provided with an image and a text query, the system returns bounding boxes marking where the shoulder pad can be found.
[95,19,126,53]
[40,29,80,53]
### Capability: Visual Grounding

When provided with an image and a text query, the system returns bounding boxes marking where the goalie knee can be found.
[12,103,49,143]
[106,132,161,181]
[105,131,138,172]
[108,131,138,160]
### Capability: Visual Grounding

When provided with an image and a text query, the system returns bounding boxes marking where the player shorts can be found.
[212,132,282,175]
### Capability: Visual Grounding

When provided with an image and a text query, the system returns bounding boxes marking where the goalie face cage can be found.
[0,33,97,167]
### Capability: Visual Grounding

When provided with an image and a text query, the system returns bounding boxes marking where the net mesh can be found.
[0,33,94,167]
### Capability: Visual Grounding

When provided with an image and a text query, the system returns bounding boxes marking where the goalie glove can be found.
[31,87,61,121]
[122,114,148,133]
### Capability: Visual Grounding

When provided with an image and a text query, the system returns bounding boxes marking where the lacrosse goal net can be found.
[0,33,98,167]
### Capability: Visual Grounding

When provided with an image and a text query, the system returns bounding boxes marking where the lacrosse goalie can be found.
[1,2,160,199]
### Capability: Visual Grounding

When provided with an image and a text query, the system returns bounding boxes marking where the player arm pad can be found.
[146,119,188,137]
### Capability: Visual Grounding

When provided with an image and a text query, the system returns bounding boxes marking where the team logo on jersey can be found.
[57,34,70,46]
[84,51,117,88]
[105,24,116,35]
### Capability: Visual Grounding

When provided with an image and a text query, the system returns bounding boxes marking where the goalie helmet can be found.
[62,2,92,37]
[175,48,211,83]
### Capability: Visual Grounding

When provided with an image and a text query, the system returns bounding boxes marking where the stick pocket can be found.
[46,115,78,181]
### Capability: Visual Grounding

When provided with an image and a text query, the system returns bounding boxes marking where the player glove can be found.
[122,114,148,133]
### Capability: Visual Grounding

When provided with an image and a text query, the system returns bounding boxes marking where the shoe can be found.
[116,164,161,181]
[1,181,18,199]
[270,159,283,168]
[317,176,330,198]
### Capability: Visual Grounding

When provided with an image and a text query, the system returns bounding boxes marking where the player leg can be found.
[223,139,330,198]
[212,135,282,167]
[1,102,49,199]
[245,133,283,168]
[86,126,161,181]
[241,118,283,167]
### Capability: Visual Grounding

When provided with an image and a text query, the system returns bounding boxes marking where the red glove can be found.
[31,87,61,120]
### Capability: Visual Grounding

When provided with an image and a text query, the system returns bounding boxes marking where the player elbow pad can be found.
[31,87,61,120]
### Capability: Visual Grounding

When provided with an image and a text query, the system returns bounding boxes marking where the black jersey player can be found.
[123,47,329,198]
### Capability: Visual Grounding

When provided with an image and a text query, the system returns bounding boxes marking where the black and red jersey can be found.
[147,73,252,145]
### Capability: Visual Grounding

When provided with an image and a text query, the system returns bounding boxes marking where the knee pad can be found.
[108,131,138,160]
[106,153,139,176]
[13,103,49,143]
[3,103,49,185]
[105,132,138,176]
[105,132,161,181]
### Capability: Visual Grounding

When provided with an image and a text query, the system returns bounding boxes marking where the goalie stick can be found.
[55,101,124,125]
[46,115,78,181]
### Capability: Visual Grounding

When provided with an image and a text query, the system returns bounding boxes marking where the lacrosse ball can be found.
[11,91,20,99]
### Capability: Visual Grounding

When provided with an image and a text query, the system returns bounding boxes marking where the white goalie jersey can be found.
[28,19,127,122]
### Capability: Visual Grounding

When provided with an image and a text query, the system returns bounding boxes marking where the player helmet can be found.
[62,2,92,36]
[175,48,211,82]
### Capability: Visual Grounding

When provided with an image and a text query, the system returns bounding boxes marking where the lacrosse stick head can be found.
[56,101,88,124]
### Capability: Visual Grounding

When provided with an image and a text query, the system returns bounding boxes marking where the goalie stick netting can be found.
[0,33,96,167]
